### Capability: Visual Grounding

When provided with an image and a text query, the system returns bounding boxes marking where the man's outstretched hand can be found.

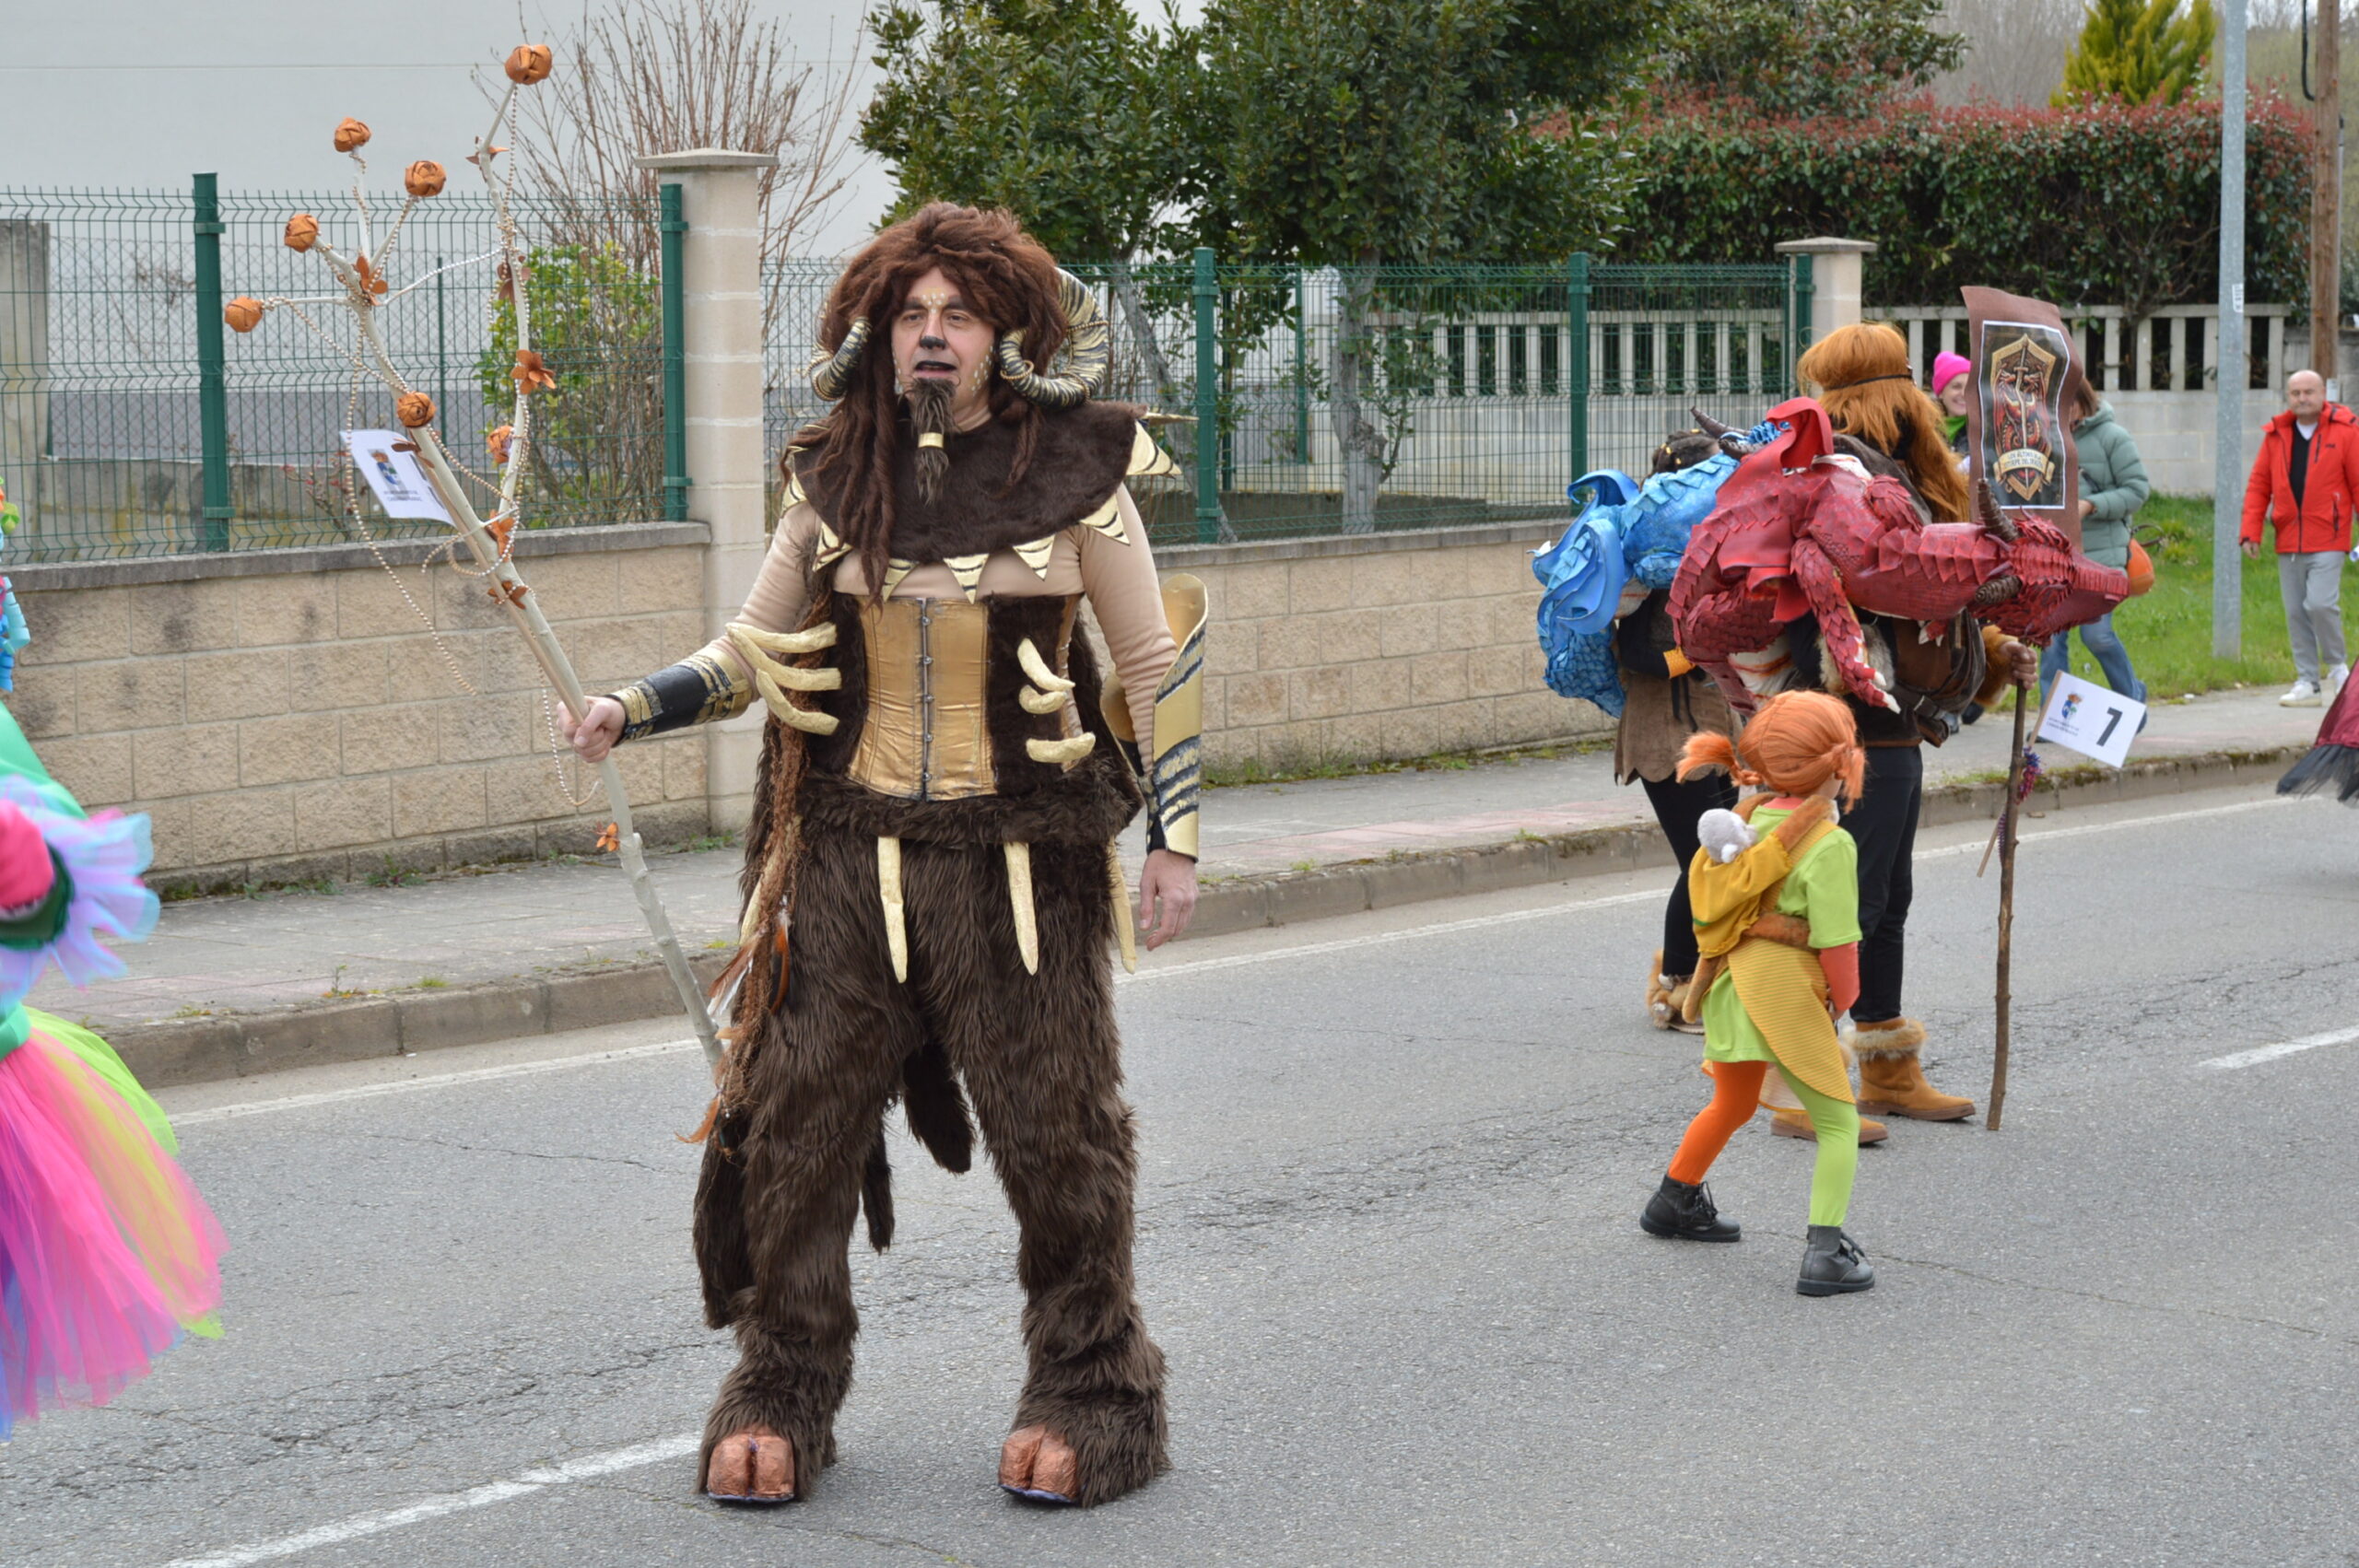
[1997,638,2038,690]
[1137,848,1198,951]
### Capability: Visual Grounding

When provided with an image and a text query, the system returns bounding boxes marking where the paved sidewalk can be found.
[43,684,2324,1067]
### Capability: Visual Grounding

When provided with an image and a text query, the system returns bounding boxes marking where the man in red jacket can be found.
[2243,369,2358,706]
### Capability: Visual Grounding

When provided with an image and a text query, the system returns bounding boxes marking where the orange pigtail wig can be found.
[1799,322,1970,523]
[1677,690,1865,805]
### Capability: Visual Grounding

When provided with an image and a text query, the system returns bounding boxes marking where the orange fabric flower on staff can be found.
[283,213,319,252]
[404,161,447,198]
[512,351,556,393]
[396,392,435,429]
[486,425,515,464]
[351,254,390,298]
[506,43,554,84]
[595,823,621,854]
[223,297,264,333]
[334,117,371,153]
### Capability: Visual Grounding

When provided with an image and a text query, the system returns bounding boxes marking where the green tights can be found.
[1667,1059,1858,1226]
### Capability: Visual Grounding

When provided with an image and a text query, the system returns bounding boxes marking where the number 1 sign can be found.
[2035,671,2146,769]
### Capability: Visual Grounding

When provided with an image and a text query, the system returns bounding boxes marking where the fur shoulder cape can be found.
[785,403,1179,578]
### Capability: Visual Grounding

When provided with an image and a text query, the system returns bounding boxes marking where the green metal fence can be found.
[0,182,665,561]
[0,185,1799,562]
[764,254,1800,547]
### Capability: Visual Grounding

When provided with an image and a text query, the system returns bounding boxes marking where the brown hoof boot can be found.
[1849,1019,1976,1120]
[1000,1423,1081,1505]
[1768,1106,1887,1143]
[702,1426,796,1504]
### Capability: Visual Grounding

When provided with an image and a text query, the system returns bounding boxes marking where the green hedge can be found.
[1610,96,2310,316]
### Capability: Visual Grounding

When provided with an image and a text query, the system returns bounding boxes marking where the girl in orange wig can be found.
[1637,691,1876,1295]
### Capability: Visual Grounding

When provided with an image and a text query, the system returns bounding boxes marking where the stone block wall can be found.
[8,523,714,894]
[1156,520,1608,774]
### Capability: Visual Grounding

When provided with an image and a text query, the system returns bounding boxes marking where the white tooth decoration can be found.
[1004,841,1039,976]
[882,558,916,597]
[1026,733,1097,765]
[1127,423,1180,478]
[1016,638,1074,693]
[1018,685,1067,714]
[1012,535,1057,578]
[944,553,989,601]
[726,620,837,656]
[1077,493,1127,541]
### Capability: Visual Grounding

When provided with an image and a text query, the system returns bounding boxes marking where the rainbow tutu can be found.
[0,1010,223,1438]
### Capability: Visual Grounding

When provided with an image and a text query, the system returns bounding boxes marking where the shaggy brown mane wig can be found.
[1799,322,1971,522]
[790,204,1070,596]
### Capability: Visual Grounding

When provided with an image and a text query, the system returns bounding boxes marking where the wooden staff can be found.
[1988,688,2028,1130]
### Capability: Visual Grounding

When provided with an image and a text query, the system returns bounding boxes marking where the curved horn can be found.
[1974,477,2021,544]
[994,270,1110,410]
[1690,408,1739,440]
[807,316,873,401]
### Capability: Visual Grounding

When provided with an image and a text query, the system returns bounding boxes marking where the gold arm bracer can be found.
[1147,573,1205,860]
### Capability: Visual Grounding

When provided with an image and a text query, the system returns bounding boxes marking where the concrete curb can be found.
[112,742,2302,1089]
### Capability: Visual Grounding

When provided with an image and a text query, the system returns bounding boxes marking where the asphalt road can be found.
[6,780,2357,1566]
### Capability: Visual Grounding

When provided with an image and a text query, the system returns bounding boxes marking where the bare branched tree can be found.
[506,0,862,342]
[1931,0,2084,103]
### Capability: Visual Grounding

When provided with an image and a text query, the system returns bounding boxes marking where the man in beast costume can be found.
[566,205,1201,1507]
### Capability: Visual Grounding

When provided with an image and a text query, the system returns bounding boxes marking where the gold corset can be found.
[848,599,991,799]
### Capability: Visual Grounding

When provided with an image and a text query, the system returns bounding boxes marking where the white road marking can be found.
[2200,1024,2359,1071]
[170,1039,703,1127]
[162,1433,698,1568]
[170,790,2293,1129]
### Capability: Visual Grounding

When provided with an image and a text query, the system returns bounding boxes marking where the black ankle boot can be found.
[1796,1224,1875,1295]
[1639,1174,1740,1241]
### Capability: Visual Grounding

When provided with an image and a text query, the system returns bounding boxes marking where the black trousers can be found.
[1639,771,1739,976]
[1847,744,1924,1024]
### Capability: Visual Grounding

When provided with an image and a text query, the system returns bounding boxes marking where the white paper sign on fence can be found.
[2036,671,2144,768]
[341,428,452,523]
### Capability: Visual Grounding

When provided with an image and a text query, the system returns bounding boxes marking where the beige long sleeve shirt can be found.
[697,485,1179,752]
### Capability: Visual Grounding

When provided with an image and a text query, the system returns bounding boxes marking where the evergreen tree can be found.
[2055,0,2219,105]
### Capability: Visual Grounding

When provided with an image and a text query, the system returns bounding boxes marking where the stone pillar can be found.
[1775,237,1876,345]
[635,148,779,834]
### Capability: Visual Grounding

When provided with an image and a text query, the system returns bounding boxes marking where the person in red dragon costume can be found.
[1670,323,2128,1130]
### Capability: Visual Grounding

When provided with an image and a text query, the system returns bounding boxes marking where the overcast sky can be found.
[0,0,898,256]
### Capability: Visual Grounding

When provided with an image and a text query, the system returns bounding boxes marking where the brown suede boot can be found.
[1849,1018,1977,1120]
[1645,952,1702,1034]
[1769,1106,1888,1144]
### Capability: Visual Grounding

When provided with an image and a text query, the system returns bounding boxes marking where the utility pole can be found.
[2218,0,2248,660]
[2314,0,2343,393]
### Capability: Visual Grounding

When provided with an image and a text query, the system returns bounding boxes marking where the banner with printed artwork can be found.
[1960,287,2085,546]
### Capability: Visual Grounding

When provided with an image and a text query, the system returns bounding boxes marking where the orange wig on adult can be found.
[1677,689,1865,805]
[1799,322,1970,523]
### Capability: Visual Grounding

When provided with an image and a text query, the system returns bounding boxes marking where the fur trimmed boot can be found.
[1639,1174,1741,1241]
[1646,952,1704,1035]
[1797,1225,1875,1296]
[1769,1106,1889,1144]
[1848,1017,1976,1121]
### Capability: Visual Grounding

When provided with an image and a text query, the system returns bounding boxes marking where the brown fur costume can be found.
[1799,323,1970,522]
[689,206,1170,1508]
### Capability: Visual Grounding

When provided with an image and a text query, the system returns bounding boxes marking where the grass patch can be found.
[1205,738,1595,790]
[2079,494,2343,698]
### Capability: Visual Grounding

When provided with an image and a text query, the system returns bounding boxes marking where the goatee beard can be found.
[906,379,954,505]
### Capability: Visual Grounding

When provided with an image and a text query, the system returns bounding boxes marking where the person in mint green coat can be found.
[2038,387,2149,706]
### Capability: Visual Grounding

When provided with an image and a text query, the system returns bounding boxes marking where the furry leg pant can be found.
[694,828,1167,1504]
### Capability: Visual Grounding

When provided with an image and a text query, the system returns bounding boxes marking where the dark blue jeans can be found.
[2037,612,2145,707]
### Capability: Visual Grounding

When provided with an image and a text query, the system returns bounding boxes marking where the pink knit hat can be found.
[1931,351,1971,394]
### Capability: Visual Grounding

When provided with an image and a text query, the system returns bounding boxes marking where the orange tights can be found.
[1666,1061,1768,1185]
